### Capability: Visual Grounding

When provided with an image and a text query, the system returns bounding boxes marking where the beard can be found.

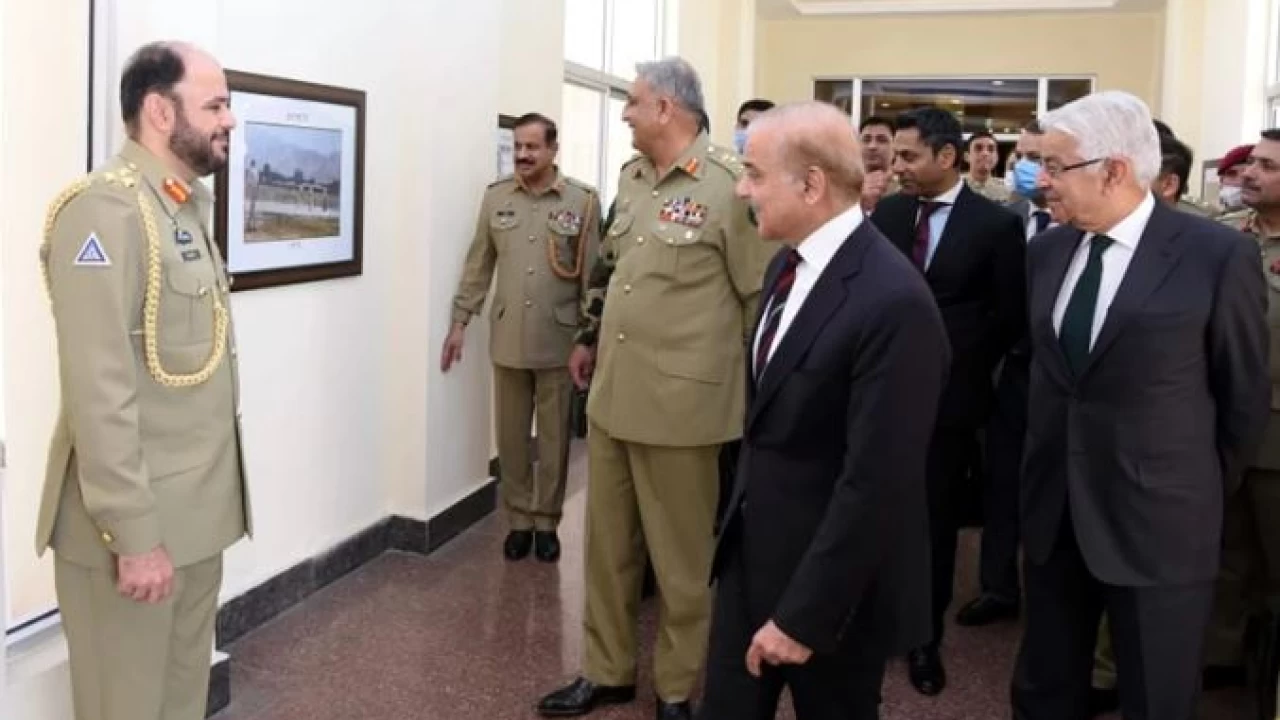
[170,112,227,177]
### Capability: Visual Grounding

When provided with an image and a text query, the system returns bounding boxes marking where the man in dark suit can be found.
[696,101,949,720]
[1012,90,1270,720]
[870,107,1026,695]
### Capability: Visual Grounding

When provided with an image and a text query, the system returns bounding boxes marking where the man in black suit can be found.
[696,102,949,720]
[1012,90,1270,720]
[870,107,1026,695]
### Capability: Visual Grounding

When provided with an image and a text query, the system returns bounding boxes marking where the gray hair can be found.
[1038,90,1162,186]
[635,57,705,116]
[751,101,864,201]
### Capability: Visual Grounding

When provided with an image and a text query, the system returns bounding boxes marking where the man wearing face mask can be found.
[1006,121,1058,239]
[733,98,774,155]
[1204,131,1280,708]
[1216,144,1254,215]
[443,113,602,563]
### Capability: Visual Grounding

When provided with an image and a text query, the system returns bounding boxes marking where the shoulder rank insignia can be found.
[682,157,701,175]
[74,233,111,266]
[163,177,190,205]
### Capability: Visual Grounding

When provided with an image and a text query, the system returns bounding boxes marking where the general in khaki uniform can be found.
[576,134,766,703]
[37,140,249,720]
[450,170,601,535]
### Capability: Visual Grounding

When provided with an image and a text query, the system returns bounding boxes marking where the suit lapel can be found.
[1034,229,1083,383]
[926,185,973,278]
[748,223,868,429]
[1076,202,1186,378]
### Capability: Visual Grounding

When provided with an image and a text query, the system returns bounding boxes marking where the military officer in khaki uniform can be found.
[536,57,768,720]
[963,130,1012,203]
[36,41,247,720]
[441,113,600,563]
[859,115,899,211]
[1203,131,1280,698]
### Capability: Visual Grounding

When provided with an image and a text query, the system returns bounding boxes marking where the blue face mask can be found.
[1013,158,1042,197]
[733,128,748,155]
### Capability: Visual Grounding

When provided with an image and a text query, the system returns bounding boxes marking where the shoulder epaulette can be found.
[487,174,516,189]
[563,176,598,195]
[621,153,645,170]
[706,146,745,179]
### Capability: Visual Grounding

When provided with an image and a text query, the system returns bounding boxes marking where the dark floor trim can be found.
[207,654,231,716]
[215,474,498,649]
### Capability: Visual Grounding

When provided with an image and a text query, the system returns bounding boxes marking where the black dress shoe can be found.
[656,699,692,720]
[1202,664,1247,690]
[955,594,1020,626]
[1087,686,1119,717]
[534,531,561,562]
[503,530,533,560]
[536,677,636,717]
[907,645,946,696]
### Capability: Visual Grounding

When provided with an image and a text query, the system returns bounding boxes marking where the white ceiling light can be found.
[789,0,1119,15]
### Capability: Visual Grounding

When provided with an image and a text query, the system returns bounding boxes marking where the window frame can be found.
[1265,0,1280,127]
[814,74,1098,143]
[561,0,665,206]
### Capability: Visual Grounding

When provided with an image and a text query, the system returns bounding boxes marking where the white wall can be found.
[1160,0,1270,195]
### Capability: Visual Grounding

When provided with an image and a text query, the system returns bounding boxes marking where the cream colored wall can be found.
[757,11,1165,108]
[499,0,565,120]
[678,0,756,148]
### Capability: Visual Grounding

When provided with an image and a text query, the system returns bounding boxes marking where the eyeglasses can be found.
[1041,158,1104,179]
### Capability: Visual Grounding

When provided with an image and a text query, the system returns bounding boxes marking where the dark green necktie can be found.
[1059,234,1114,374]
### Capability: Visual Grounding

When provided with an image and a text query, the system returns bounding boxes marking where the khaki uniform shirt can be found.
[451,170,601,369]
[578,133,771,447]
[1177,196,1214,218]
[1224,208,1280,469]
[37,141,249,569]
[965,174,1012,203]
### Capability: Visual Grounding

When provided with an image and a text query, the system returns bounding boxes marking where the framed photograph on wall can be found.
[1201,158,1220,207]
[497,114,516,179]
[215,70,366,291]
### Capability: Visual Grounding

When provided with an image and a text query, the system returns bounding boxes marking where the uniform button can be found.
[198,286,210,297]
[617,333,626,342]
[624,284,632,293]
[527,267,535,275]
[100,530,114,544]
[637,237,645,245]
[524,300,533,307]
[528,235,537,242]
[651,190,659,198]
[666,238,675,245]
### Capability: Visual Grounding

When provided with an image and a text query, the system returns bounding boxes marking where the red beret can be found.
[1218,144,1254,176]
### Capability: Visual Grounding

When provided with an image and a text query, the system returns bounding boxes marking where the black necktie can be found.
[1059,234,1114,374]
[1033,210,1051,235]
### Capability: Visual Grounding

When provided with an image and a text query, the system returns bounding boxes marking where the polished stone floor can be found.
[213,443,1252,720]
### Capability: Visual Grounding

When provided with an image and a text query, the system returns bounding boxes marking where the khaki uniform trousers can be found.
[1093,467,1280,688]
[582,421,720,702]
[494,365,573,531]
[56,552,223,720]
[1206,468,1280,665]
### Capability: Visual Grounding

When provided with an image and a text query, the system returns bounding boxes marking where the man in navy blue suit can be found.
[696,101,949,720]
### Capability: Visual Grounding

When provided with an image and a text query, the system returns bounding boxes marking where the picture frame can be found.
[215,70,366,292]
[497,113,517,180]
[1201,158,1220,207]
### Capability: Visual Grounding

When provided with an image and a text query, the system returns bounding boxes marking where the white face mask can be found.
[1219,185,1244,211]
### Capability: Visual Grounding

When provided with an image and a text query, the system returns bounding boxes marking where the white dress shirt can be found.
[1051,192,1156,348]
[754,204,864,372]
[919,178,965,269]
[1025,206,1056,241]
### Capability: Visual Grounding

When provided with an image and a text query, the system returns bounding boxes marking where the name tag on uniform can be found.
[174,229,194,245]
[181,249,202,262]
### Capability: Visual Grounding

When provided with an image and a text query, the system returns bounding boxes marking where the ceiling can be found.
[758,0,1166,19]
